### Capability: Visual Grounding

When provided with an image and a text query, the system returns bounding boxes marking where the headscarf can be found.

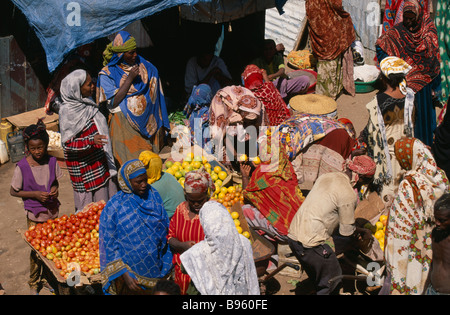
[99,159,172,294]
[97,31,170,139]
[184,167,215,197]
[180,201,260,295]
[347,155,376,177]
[59,69,117,176]
[209,85,266,143]
[376,0,440,93]
[23,119,49,145]
[386,137,449,294]
[102,32,137,67]
[242,64,291,126]
[59,69,99,143]
[305,0,356,60]
[379,56,412,95]
[117,159,147,194]
[275,113,352,160]
[138,151,163,185]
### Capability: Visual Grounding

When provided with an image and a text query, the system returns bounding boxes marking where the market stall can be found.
[21,201,105,295]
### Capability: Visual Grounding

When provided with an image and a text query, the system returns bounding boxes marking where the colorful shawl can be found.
[180,201,260,295]
[385,138,449,295]
[435,0,450,101]
[275,113,351,160]
[59,69,117,177]
[376,0,441,93]
[242,64,291,126]
[305,0,355,61]
[99,159,173,294]
[97,31,170,138]
[209,85,265,140]
[383,0,431,33]
[244,147,304,236]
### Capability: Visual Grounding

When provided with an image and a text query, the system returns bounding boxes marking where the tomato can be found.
[29,225,36,231]
[60,215,68,221]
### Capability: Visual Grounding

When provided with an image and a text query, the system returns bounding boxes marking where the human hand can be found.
[122,272,143,291]
[49,186,59,199]
[240,163,251,178]
[93,135,108,146]
[34,191,50,203]
[128,65,140,81]
[182,241,196,252]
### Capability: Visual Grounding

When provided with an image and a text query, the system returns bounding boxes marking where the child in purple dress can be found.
[10,119,63,295]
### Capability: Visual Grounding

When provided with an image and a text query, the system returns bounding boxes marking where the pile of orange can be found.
[211,184,244,211]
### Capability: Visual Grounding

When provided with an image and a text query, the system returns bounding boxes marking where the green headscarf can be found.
[102,32,137,66]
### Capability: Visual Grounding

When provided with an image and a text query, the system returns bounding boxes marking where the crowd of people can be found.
[8,0,450,296]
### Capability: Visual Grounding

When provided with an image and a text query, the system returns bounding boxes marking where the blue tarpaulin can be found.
[10,0,211,72]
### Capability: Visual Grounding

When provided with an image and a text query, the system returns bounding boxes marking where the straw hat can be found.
[289,94,337,116]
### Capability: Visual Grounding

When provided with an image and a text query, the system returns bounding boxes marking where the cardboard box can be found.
[6,107,59,131]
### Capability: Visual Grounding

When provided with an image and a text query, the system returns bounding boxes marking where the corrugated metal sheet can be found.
[264,0,306,53]
[265,0,381,63]
[0,36,47,120]
[342,0,381,53]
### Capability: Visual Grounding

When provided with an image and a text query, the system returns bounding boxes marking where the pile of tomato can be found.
[24,201,105,279]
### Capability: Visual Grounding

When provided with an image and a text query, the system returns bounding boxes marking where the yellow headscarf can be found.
[379,56,412,95]
[138,151,162,185]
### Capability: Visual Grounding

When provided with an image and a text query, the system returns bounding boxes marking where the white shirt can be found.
[288,172,357,248]
[184,55,232,96]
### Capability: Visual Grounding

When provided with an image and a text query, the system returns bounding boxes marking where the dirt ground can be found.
[0,90,375,296]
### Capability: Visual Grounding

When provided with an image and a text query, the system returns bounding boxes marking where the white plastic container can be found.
[0,140,9,164]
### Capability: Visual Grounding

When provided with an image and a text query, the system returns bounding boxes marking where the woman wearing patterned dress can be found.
[360,56,415,207]
[99,159,173,295]
[97,31,170,165]
[384,137,449,295]
[167,168,214,294]
[59,69,118,212]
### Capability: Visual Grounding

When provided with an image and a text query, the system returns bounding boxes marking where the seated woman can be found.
[209,85,268,172]
[359,56,415,206]
[59,69,118,212]
[242,64,291,126]
[242,146,305,242]
[251,39,310,102]
[183,84,213,153]
[167,167,214,295]
[138,150,185,219]
[97,31,170,165]
[99,159,173,295]
[180,200,260,295]
[384,137,449,295]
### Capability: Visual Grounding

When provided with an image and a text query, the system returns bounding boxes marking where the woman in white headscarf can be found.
[59,69,118,212]
[359,56,415,207]
[180,200,260,295]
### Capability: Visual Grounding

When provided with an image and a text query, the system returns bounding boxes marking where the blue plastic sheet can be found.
[11,0,210,72]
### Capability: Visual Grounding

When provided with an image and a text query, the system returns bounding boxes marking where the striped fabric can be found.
[63,118,110,193]
[168,201,205,295]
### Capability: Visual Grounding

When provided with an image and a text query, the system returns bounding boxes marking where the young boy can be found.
[425,193,450,295]
[10,119,63,294]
